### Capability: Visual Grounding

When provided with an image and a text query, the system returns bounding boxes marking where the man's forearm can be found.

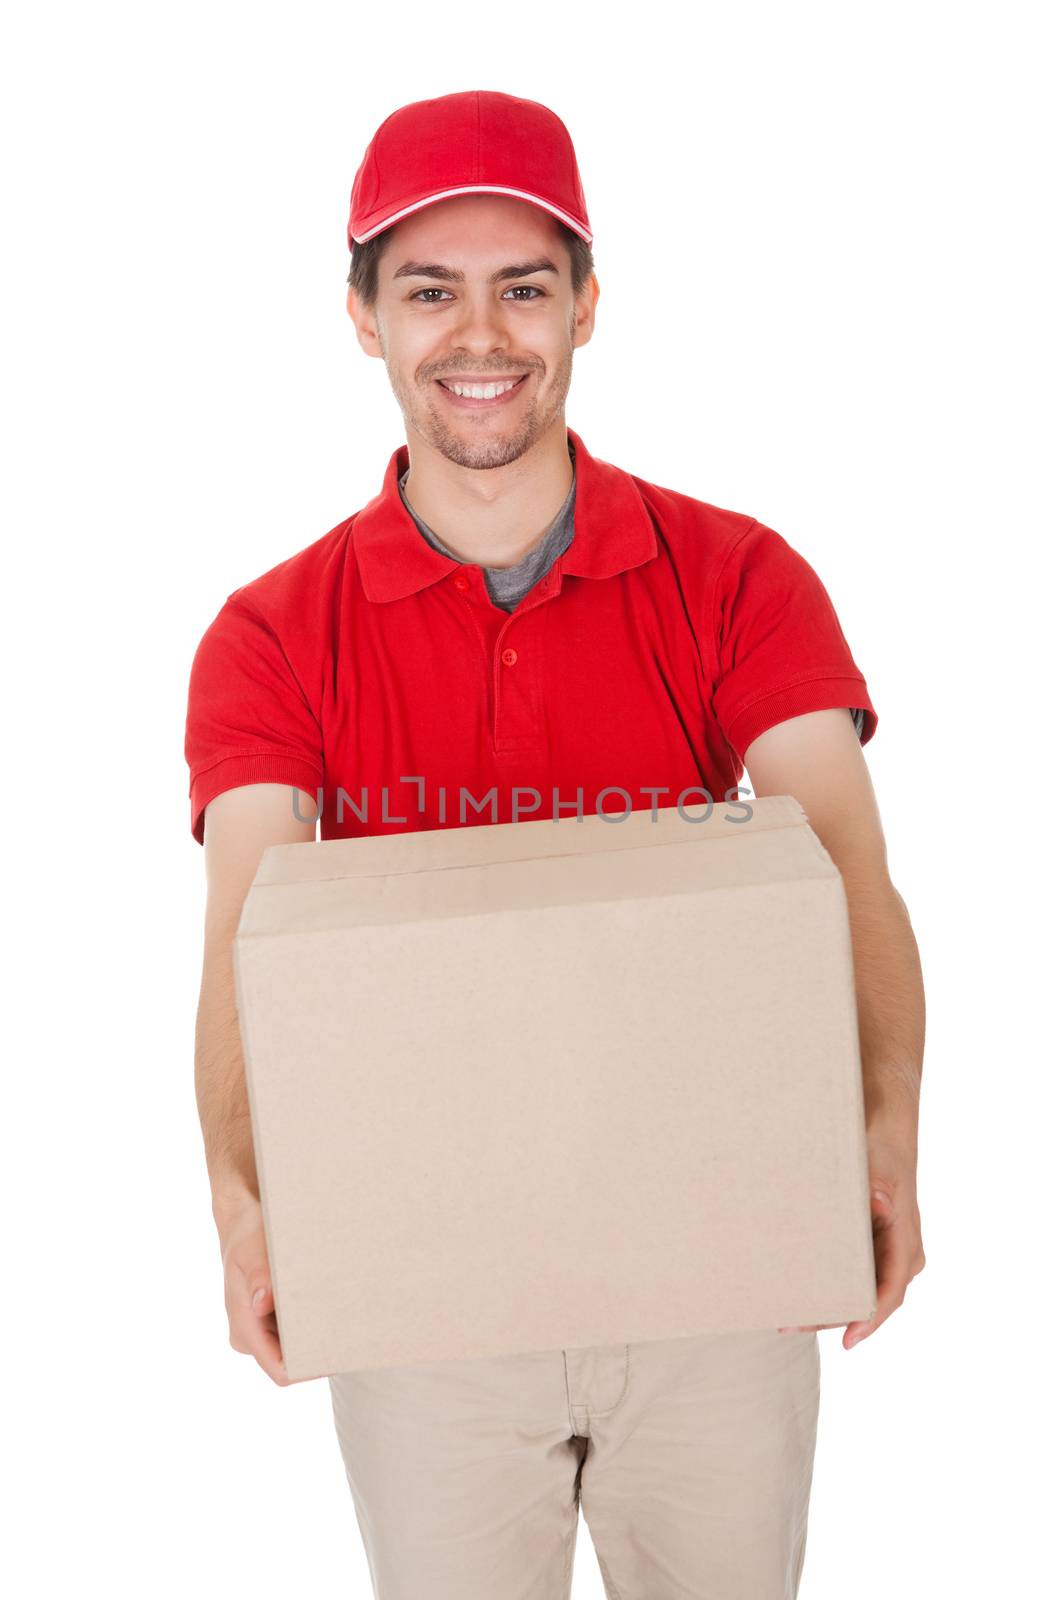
[843,874,925,1159]
[195,938,260,1230]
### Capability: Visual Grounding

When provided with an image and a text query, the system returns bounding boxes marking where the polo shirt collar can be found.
[352,426,659,604]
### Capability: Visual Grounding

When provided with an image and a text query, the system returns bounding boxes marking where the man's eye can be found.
[504,285,544,300]
[412,288,452,303]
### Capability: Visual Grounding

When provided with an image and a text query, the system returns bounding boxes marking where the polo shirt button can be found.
[502,647,518,666]
[452,573,469,591]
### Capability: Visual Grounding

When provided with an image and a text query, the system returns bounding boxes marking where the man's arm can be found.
[744,708,926,1349]
[195,782,316,1385]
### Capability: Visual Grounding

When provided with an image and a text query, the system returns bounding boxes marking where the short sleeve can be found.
[184,595,323,844]
[711,519,878,763]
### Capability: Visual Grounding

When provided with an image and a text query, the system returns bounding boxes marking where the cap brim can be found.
[350,185,592,246]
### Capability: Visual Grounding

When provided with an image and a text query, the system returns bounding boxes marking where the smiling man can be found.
[185,91,925,1600]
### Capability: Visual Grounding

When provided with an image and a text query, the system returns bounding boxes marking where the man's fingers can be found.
[844,1214,915,1346]
[237,1296,292,1386]
[226,1257,292,1385]
[248,1306,292,1385]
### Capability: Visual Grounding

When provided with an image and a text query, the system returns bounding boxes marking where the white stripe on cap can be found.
[352,186,593,244]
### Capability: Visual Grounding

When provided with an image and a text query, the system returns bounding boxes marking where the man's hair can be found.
[347,220,595,307]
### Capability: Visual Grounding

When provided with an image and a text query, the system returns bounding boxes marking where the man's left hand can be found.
[778,1134,926,1349]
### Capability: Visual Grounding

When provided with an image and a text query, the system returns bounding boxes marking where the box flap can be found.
[237,795,839,939]
[252,793,812,885]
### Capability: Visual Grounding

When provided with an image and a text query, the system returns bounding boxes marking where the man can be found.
[185,91,925,1600]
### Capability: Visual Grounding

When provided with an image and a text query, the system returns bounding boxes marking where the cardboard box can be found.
[233,794,877,1380]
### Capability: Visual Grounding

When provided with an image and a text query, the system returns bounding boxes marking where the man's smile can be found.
[433,373,531,407]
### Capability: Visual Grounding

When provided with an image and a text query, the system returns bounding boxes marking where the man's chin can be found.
[422,412,539,472]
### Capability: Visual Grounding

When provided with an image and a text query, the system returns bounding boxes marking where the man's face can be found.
[350,195,597,471]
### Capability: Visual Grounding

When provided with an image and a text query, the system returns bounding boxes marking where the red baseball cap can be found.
[347,90,593,249]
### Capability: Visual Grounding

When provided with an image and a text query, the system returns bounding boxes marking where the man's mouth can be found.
[434,373,530,407]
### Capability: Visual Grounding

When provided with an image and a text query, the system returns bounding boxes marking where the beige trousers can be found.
[328,1328,821,1599]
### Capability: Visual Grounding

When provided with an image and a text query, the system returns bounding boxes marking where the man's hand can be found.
[744,708,927,1354]
[219,1196,298,1386]
[196,784,318,1387]
[779,1133,926,1348]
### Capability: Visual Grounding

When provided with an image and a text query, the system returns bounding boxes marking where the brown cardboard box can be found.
[233,794,877,1380]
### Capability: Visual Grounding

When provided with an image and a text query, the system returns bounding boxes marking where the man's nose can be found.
[450,292,514,354]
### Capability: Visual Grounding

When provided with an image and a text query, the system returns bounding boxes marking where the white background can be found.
[4,2,1033,1595]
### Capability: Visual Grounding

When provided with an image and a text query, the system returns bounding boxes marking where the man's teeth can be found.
[444,378,522,399]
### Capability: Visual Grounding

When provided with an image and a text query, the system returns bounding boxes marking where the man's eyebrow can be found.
[391,257,560,285]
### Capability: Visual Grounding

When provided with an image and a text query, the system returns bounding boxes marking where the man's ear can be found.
[573,272,599,352]
[346,285,383,359]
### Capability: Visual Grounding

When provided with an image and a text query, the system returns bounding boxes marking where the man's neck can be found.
[399,420,575,568]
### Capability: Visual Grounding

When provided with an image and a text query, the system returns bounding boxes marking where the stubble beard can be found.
[386,349,574,472]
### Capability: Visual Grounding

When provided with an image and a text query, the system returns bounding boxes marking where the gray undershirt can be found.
[398,444,577,614]
[397,445,865,737]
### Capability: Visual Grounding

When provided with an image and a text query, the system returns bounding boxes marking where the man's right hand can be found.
[196,784,319,1388]
[219,1198,294,1387]
[197,784,319,1387]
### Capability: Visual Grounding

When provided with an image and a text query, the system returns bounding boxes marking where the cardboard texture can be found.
[233,795,877,1380]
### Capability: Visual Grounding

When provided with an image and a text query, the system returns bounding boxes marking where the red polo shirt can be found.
[184,426,876,844]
